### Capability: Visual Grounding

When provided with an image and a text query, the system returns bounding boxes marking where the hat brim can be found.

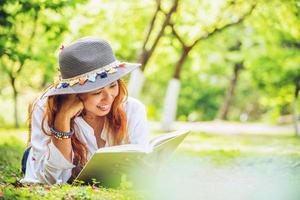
[42,62,141,98]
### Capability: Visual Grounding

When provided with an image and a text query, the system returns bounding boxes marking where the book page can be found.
[96,144,147,153]
[149,130,189,164]
[76,130,190,187]
[149,130,190,149]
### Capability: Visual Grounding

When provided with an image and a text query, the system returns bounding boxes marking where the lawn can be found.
[0,130,300,200]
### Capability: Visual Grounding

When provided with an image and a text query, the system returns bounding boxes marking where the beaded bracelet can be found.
[50,127,75,140]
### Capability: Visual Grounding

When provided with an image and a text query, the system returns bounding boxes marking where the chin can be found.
[96,109,111,117]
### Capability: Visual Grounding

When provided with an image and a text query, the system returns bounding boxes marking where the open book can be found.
[75,129,190,187]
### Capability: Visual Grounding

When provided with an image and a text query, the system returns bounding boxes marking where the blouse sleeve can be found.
[24,98,75,185]
[127,98,149,146]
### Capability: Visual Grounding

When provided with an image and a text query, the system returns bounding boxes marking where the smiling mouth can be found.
[97,104,110,111]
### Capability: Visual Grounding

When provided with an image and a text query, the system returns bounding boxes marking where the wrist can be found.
[50,127,74,140]
[54,114,71,132]
[56,112,72,121]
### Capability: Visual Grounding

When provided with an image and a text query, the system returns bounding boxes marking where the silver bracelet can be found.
[50,127,74,140]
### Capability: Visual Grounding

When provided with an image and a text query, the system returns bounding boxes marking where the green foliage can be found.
[1,0,300,126]
[243,0,300,121]
[0,0,88,127]
[173,0,300,122]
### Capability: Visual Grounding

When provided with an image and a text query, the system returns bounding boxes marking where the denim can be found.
[21,146,32,175]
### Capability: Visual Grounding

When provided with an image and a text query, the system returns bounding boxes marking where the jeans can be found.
[21,146,32,175]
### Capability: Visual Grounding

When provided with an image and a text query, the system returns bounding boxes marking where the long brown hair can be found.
[27,79,129,179]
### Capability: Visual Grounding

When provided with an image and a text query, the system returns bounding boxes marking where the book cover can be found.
[75,129,190,187]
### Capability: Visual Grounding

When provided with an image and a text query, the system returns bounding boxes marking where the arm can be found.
[52,94,83,163]
[26,101,75,185]
[52,114,73,163]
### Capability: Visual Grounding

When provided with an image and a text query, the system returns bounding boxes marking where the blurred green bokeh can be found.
[0,0,299,128]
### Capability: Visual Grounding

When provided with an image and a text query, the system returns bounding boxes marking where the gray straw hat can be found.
[43,37,141,97]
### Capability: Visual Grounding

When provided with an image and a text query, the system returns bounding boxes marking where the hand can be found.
[57,94,84,120]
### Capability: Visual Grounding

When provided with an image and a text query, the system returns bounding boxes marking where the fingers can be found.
[75,109,83,117]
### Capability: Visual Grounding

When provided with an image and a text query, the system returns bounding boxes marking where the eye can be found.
[93,91,101,95]
[110,84,117,88]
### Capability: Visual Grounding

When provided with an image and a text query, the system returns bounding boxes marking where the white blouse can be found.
[20,95,149,185]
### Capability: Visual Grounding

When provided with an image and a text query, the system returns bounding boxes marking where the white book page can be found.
[96,144,147,153]
[149,130,189,149]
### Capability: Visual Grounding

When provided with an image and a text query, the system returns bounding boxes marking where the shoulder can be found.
[32,94,48,111]
[122,96,146,114]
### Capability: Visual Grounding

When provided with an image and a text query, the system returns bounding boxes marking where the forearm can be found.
[36,142,74,185]
[52,114,73,163]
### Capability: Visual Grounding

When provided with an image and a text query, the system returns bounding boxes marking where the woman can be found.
[20,37,148,185]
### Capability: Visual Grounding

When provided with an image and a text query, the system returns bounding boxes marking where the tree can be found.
[244,0,300,135]
[161,1,256,130]
[216,41,244,120]
[127,0,179,98]
[0,0,85,127]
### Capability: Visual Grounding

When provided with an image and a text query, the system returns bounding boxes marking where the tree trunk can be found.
[217,62,244,120]
[11,77,19,128]
[160,3,255,128]
[140,0,178,71]
[128,0,179,98]
[161,48,190,130]
[127,68,145,98]
[161,78,181,131]
[159,3,256,130]
[174,48,190,79]
[294,79,300,137]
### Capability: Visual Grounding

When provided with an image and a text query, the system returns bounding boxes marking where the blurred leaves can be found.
[0,0,300,126]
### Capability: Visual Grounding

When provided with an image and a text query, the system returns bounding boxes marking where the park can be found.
[0,0,299,199]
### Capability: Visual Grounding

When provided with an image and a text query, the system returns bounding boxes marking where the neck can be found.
[82,112,105,129]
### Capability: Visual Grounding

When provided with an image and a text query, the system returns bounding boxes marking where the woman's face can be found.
[78,81,119,117]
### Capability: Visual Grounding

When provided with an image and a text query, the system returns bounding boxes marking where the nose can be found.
[100,88,114,102]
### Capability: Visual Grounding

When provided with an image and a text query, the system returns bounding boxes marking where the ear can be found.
[77,94,84,101]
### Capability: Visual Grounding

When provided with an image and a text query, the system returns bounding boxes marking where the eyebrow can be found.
[93,82,117,93]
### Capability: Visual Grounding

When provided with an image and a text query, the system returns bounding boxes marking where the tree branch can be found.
[0,59,12,78]
[170,3,256,52]
[170,22,187,48]
[190,4,256,49]
[139,0,179,69]
[282,41,300,49]
[142,0,162,51]
[147,0,179,54]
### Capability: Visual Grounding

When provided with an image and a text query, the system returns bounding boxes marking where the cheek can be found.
[83,97,98,109]
[109,94,118,104]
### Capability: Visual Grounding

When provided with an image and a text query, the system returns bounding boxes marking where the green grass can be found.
[1,130,300,199]
[0,132,144,200]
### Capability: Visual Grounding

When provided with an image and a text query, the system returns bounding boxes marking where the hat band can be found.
[54,60,126,89]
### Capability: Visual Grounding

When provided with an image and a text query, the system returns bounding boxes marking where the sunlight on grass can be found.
[0,129,28,144]
[179,132,300,156]
[144,133,300,200]
[1,130,300,199]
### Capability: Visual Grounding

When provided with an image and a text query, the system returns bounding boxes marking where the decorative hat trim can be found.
[54,60,125,89]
